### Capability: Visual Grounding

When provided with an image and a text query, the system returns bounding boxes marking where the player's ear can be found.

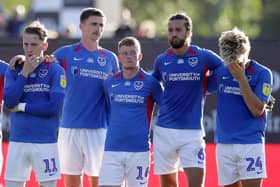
[137,52,143,61]
[43,42,48,51]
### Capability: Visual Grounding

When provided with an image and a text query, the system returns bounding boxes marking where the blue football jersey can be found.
[103,69,162,152]
[4,60,66,143]
[152,45,223,130]
[209,60,273,144]
[53,42,120,129]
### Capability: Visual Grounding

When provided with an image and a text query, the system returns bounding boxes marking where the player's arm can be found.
[23,93,64,117]
[3,70,26,109]
[228,63,268,117]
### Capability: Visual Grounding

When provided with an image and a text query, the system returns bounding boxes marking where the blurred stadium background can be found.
[0,0,279,186]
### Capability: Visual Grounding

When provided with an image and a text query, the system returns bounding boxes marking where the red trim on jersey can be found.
[146,94,154,128]
[137,74,145,79]
[113,73,122,78]
[74,44,82,51]
[166,49,173,55]
[246,66,255,74]
[0,76,4,102]
[43,61,50,67]
[187,48,197,55]
[259,112,264,122]
[62,58,67,71]
[98,48,106,55]
[202,64,209,96]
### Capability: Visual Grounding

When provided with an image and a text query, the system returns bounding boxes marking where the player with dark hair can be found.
[152,13,224,187]
[53,7,119,187]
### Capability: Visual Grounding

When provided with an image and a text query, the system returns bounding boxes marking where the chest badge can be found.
[188,57,198,67]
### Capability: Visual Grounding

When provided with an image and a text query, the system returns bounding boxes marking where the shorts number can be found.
[136,166,149,180]
[246,156,263,171]
[43,158,58,175]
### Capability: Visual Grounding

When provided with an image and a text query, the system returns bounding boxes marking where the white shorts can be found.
[216,143,267,185]
[153,125,205,175]
[99,151,150,187]
[57,128,106,176]
[5,142,60,182]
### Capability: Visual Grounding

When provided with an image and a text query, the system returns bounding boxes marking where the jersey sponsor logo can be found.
[188,57,198,67]
[60,75,67,88]
[80,68,108,80]
[168,72,200,81]
[219,84,242,95]
[39,69,48,78]
[134,81,144,90]
[112,83,121,88]
[73,57,84,61]
[111,94,144,103]
[164,61,172,66]
[97,57,106,66]
[24,84,50,92]
[262,83,271,96]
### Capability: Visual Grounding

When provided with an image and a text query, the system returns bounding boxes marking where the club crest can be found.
[134,81,144,90]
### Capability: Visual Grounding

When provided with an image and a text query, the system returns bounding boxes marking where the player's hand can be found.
[9,55,26,70]
[266,95,276,112]
[228,63,246,82]
[20,55,41,77]
[45,54,57,62]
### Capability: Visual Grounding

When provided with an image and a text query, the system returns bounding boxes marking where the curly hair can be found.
[218,28,250,64]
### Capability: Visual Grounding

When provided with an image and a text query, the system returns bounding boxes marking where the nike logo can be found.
[257,170,264,174]
[139,181,147,185]
[112,83,121,88]
[164,61,173,66]
[73,57,84,61]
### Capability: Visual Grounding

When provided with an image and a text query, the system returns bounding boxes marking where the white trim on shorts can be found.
[216,143,267,185]
[57,128,106,176]
[153,125,206,175]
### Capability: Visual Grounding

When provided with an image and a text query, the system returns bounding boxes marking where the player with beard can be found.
[152,13,224,187]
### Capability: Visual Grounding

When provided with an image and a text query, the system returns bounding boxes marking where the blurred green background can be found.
[1,0,280,39]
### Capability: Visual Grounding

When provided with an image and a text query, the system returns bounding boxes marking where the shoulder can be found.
[53,42,80,55]
[98,48,117,58]
[250,60,273,82]
[139,69,159,83]
[0,59,8,73]
[44,61,64,73]
[154,48,174,64]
